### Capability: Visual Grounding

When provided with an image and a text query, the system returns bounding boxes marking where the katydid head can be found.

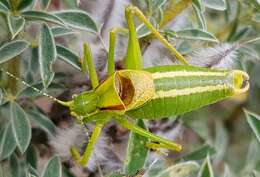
[68,91,99,117]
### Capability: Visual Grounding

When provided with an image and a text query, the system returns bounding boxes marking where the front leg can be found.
[70,121,104,166]
[108,27,129,75]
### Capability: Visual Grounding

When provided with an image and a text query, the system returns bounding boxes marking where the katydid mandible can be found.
[1,5,250,166]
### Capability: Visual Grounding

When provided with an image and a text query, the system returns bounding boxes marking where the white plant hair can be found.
[186,43,240,69]
[49,124,121,172]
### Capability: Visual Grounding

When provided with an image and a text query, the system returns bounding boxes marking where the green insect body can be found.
[68,65,249,120]
[0,5,251,167]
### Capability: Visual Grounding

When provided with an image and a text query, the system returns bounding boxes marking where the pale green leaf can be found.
[38,23,56,88]
[53,10,97,32]
[22,11,65,26]
[198,156,214,177]
[56,45,81,70]
[17,82,63,98]
[252,13,260,23]
[156,161,200,177]
[0,123,16,160]
[0,1,9,12]
[26,145,38,169]
[178,144,216,161]
[10,155,20,177]
[223,165,235,177]
[192,3,207,30]
[176,29,218,43]
[7,13,25,39]
[28,110,56,136]
[17,0,34,10]
[193,0,205,12]
[0,88,7,105]
[0,40,29,64]
[244,139,260,172]
[137,18,157,38]
[204,0,227,11]
[28,165,39,177]
[51,26,76,37]
[41,155,62,177]
[124,119,149,176]
[0,0,10,9]
[11,102,31,153]
[41,0,50,10]
[214,121,228,164]
[244,109,260,143]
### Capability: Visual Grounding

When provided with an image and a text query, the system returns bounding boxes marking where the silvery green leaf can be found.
[28,165,39,177]
[7,13,25,39]
[178,144,216,161]
[17,82,63,98]
[223,165,235,177]
[244,109,260,143]
[239,46,260,61]
[41,155,62,177]
[228,26,251,42]
[56,45,81,70]
[22,11,65,26]
[244,139,260,172]
[0,40,29,64]
[28,110,56,136]
[41,0,50,10]
[0,0,10,10]
[124,120,149,176]
[156,161,200,177]
[176,29,218,43]
[11,102,31,153]
[51,26,76,37]
[26,145,38,169]
[17,0,34,11]
[137,18,157,38]
[0,1,9,12]
[192,3,207,30]
[10,155,20,177]
[53,10,97,32]
[198,156,214,177]
[38,23,56,88]
[193,0,205,12]
[252,13,260,23]
[204,0,227,11]
[0,123,16,160]
[214,121,228,165]
[0,88,7,105]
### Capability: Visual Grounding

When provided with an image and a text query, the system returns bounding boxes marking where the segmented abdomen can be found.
[126,65,233,119]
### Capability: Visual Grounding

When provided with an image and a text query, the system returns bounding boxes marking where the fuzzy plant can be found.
[0,0,260,177]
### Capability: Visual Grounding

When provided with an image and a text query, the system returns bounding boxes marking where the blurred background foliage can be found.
[0,0,260,177]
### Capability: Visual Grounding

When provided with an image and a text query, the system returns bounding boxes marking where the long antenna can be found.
[0,67,72,107]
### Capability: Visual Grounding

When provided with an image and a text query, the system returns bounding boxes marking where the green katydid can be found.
[1,5,249,166]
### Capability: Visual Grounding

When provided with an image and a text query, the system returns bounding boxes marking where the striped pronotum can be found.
[126,65,249,119]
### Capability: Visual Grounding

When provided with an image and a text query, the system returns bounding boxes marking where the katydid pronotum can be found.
[1,5,250,166]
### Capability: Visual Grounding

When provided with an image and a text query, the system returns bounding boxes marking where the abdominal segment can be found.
[126,65,235,119]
